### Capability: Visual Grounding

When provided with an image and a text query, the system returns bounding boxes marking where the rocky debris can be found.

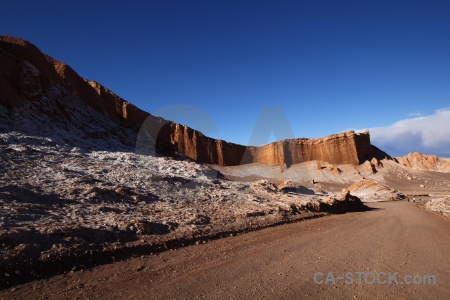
[424,198,450,216]
[0,133,370,287]
[397,152,450,172]
[134,221,175,235]
[277,180,297,192]
[302,189,364,213]
[252,180,278,192]
[189,215,211,225]
[348,179,406,202]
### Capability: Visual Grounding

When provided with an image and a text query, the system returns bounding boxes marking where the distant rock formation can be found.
[144,124,390,166]
[397,152,450,172]
[0,36,390,166]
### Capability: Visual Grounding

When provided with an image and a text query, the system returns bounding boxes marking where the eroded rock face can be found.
[397,152,450,172]
[0,36,389,167]
[149,122,388,166]
[0,36,149,129]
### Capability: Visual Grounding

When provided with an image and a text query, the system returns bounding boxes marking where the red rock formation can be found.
[397,152,450,172]
[141,121,388,166]
[0,36,389,167]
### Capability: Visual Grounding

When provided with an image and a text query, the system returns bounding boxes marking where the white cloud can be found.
[406,111,422,117]
[366,109,450,157]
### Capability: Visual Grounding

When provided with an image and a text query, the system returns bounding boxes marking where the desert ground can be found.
[2,131,450,299]
[1,201,450,299]
[0,132,364,289]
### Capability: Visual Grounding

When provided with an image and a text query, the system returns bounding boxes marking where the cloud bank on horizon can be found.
[366,109,450,157]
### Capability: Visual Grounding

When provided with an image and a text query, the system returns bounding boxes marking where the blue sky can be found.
[2,1,450,155]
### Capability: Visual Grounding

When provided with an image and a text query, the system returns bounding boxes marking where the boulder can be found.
[348,179,405,202]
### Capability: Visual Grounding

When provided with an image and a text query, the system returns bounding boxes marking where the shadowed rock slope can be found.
[0,36,389,166]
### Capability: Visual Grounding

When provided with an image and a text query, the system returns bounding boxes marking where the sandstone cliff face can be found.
[397,152,450,172]
[140,121,388,166]
[1,36,389,167]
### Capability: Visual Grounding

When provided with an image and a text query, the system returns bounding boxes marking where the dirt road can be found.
[2,201,450,299]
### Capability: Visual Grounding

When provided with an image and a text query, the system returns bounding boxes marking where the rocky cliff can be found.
[0,36,389,166]
[139,122,389,166]
[0,36,149,128]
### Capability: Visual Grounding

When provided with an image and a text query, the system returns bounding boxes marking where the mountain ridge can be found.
[1,35,389,166]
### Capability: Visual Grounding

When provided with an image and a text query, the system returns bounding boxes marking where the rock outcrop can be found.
[1,36,389,166]
[303,189,364,213]
[425,198,450,216]
[397,152,450,172]
[348,179,405,202]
